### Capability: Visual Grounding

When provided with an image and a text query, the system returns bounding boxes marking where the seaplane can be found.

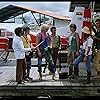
[0,4,71,61]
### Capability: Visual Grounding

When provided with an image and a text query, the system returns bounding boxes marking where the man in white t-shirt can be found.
[12,27,34,84]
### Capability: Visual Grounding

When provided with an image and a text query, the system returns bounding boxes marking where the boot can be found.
[86,76,90,84]
[26,69,33,80]
[24,69,32,81]
[52,73,56,80]
[39,72,42,80]
[83,71,91,84]
[97,71,100,75]
[52,74,55,80]
[94,71,100,79]
[74,67,79,76]
[69,67,79,79]
[43,65,47,73]
[69,65,73,76]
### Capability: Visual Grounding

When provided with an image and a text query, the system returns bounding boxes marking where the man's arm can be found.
[36,34,40,51]
[92,35,100,41]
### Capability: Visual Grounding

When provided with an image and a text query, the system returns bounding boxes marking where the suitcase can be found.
[59,67,68,79]
[58,50,68,79]
[59,72,68,79]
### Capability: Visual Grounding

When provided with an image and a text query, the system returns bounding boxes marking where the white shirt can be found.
[82,36,93,55]
[12,35,31,59]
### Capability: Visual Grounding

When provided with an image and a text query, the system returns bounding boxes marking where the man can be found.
[93,19,100,79]
[50,26,60,70]
[12,27,34,84]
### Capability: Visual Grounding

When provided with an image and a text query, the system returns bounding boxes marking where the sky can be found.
[0,1,72,17]
[0,1,73,35]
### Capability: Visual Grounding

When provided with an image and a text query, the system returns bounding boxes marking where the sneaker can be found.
[83,80,90,84]
[49,71,54,75]
[17,81,22,84]
[52,76,55,80]
[52,74,56,80]
[27,77,33,80]
[24,78,30,81]
[17,81,24,84]
[39,76,42,80]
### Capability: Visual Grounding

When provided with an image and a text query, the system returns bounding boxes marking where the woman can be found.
[72,26,93,84]
[67,24,80,76]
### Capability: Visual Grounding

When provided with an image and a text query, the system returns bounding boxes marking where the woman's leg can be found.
[38,56,42,80]
[85,55,92,83]
[70,54,83,78]
[85,55,92,74]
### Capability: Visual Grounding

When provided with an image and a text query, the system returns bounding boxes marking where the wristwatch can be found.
[85,55,88,57]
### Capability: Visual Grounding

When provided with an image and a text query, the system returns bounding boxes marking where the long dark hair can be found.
[14,27,23,37]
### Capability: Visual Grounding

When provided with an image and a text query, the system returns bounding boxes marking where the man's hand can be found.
[92,35,97,39]
[76,51,79,56]
[83,56,87,62]
[31,47,36,51]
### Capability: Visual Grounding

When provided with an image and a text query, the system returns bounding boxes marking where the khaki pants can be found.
[67,48,76,67]
[52,48,59,65]
[67,48,76,75]
[16,58,27,82]
[93,49,100,72]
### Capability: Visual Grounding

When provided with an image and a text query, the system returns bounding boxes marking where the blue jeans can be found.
[25,55,31,70]
[27,61,31,69]
[38,47,54,73]
[85,55,92,72]
[73,54,92,73]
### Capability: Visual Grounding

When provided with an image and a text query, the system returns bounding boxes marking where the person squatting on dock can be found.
[36,24,56,80]
[12,27,34,84]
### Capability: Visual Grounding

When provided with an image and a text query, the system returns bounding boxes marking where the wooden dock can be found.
[0,51,100,97]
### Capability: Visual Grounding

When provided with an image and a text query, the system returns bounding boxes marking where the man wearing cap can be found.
[72,26,93,84]
[92,19,100,79]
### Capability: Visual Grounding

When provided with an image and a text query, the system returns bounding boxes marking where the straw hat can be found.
[81,26,90,34]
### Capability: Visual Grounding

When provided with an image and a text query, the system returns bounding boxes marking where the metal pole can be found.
[31,12,40,27]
